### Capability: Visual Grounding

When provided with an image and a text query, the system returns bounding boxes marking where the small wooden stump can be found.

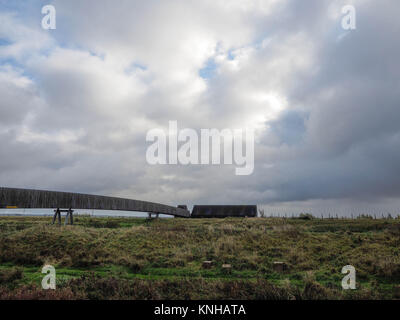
[222,264,232,274]
[202,261,213,269]
[273,261,287,272]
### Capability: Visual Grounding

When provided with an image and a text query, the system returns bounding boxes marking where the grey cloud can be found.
[0,0,399,212]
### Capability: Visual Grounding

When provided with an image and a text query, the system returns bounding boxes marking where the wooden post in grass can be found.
[69,208,73,225]
[64,208,74,225]
[64,210,69,225]
[52,208,61,225]
[52,208,58,225]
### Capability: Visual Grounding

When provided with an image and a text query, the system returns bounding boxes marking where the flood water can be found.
[0,208,173,218]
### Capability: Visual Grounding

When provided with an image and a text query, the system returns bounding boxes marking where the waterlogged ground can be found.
[0,216,399,299]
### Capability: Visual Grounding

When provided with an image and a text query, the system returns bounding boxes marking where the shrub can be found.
[299,213,314,220]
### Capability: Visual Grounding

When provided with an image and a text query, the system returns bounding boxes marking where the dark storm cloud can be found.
[252,0,400,203]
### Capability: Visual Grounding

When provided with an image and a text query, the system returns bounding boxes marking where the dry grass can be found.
[0,215,399,299]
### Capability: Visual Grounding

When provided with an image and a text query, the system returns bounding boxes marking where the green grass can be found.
[0,215,399,299]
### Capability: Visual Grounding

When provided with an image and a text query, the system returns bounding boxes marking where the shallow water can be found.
[0,208,173,218]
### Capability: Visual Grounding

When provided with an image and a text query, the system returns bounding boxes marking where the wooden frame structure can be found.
[52,208,74,225]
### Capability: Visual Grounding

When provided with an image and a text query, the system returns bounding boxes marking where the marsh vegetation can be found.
[0,215,399,299]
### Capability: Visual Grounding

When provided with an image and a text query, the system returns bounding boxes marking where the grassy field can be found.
[0,215,399,299]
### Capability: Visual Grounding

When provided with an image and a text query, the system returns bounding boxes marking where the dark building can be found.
[191,205,257,218]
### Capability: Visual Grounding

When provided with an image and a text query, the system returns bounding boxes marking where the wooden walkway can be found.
[0,187,190,218]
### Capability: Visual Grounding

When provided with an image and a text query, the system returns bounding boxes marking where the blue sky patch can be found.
[199,58,217,79]
[0,38,12,46]
[125,62,147,75]
[269,110,309,146]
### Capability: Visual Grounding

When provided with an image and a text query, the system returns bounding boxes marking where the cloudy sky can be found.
[0,0,399,211]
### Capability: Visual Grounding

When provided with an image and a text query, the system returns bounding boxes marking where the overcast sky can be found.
[0,0,399,211]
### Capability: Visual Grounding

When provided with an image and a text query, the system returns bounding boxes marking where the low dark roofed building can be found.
[191,205,257,218]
